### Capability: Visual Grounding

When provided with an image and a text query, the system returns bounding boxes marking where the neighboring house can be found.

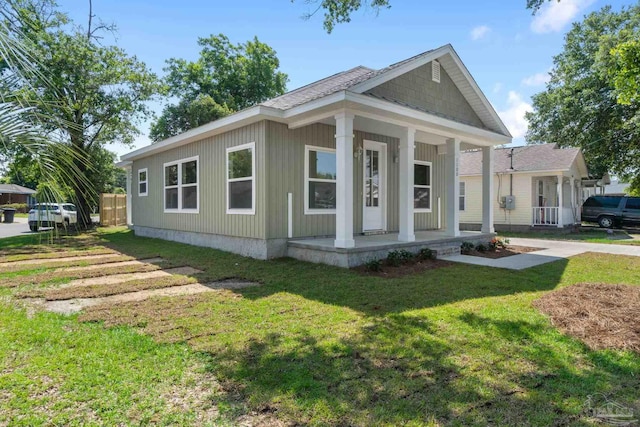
[0,184,37,208]
[118,45,512,267]
[459,144,589,231]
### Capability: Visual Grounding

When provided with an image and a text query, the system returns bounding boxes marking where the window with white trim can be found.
[138,168,148,197]
[459,181,466,211]
[226,142,255,214]
[305,145,337,214]
[163,156,198,213]
[414,161,432,212]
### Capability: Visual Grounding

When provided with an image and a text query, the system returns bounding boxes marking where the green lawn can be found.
[1,228,639,426]
[500,228,640,245]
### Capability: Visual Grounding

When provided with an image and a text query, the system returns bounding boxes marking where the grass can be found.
[1,227,640,425]
[500,227,640,245]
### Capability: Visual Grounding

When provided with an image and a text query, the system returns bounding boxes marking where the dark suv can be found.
[581,196,640,228]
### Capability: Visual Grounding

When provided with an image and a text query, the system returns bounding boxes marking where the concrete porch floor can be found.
[287,230,494,268]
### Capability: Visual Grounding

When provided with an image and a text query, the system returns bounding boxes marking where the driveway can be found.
[0,217,31,239]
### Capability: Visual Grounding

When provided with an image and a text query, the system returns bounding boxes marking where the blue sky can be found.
[58,0,630,158]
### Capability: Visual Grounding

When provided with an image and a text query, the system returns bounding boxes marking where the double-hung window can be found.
[226,142,255,214]
[414,161,432,212]
[138,168,148,197]
[459,181,466,211]
[163,156,199,213]
[305,145,337,214]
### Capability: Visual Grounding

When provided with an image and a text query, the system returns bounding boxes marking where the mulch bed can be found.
[462,245,540,259]
[534,283,640,353]
[353,258,452,278]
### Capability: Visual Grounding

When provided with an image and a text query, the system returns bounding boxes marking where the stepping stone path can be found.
[0,253,122,268]
[59,257,165,272]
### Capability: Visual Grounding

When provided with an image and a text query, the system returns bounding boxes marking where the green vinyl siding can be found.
[365,62,484,129]
[264,121,446,239]
[131,121,267,239]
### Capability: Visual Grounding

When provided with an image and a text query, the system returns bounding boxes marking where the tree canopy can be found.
[525,5,640,189]
[1,0,160,225]
[150,35,288,142]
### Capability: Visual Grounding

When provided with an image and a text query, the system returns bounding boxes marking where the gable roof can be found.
[0,184,36,195]
[459,144,588,176]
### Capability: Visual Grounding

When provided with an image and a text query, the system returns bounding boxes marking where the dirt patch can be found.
[534,283,640,353]
[59,257,165,273]
[0,252,123,268]
[462,245,540,259]
[353,258,452,278]
[66,266,202,287]
[204,279,261,290]
[0,248,116,263]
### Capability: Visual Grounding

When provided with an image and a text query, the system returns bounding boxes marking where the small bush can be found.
[489,237,510,250]
[475,243,487,252]
[0,203,28,213]
[460,241,475,254]
[387,249,413,266]
[364,259,383,272]
[419,248,436,260]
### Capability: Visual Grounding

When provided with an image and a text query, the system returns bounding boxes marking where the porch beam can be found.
[334,111,355,248]
[481,146,495,233]
[445,138,461,237]
[398,127,416,242]
[557,175,564,228]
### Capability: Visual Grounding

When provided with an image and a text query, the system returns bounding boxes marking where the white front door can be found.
[363,140,386,231]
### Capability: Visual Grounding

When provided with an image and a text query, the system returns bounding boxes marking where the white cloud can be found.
[531,0,595,34]
[498,91,532,139]
[470,25,491,41]
[521,72,550,87]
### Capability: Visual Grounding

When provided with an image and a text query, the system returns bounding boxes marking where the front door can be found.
[363,140,386,231]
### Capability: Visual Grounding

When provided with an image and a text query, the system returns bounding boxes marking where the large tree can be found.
[150,35,288,141]
[525,5,640,188]
[1,0,160,226]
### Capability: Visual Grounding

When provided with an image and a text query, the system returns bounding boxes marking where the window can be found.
[459,181,466,211]
[138,168,148,196]
[163,156,199,213]
[226,142,255,214]
[305,145,337,214]
[625,198,640,210]
[414,161,432,212]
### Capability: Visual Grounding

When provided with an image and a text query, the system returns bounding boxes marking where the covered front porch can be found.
[288,230,494,268]
[531,175,582,227]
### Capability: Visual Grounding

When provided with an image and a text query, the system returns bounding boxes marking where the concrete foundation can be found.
[133,226,287,260]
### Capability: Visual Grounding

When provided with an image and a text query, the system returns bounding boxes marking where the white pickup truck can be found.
[28,203,78,232]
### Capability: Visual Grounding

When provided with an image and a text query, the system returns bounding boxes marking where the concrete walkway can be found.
[0,217,30,239]
[442,237,640,270]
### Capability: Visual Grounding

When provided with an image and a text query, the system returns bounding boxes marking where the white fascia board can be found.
[345,92,511,145]
[282,91,349,120]
[349,45,452,94]
[121,106,283,161]
[116,160,132,169]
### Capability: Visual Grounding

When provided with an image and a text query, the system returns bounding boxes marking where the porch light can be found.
[353,146,363,159]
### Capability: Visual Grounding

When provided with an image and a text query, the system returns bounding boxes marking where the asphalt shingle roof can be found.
[0,184,36,195]
[459,144,582,175]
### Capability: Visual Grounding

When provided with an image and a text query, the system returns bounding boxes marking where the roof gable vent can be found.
[432,60,441,83]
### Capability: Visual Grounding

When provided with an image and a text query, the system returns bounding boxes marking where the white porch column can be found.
[481,146,495,234]
[445,138,461,237]
[398,127,416,242]
[125,165,133,227]
[557,175,564,228]
[334,112,355,248]
[570,178,576,224]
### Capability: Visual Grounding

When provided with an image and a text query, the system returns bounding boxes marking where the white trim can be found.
[163,155,200,214]
[304,145,337,215]
[137,168,148,197]
[362,140,387,232]
[459,180,466,211]
[226,142,256,215]
[414,160,433,213]
[287,192,293,238]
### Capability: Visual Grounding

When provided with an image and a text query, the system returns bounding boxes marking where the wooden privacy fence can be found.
[100,193,127,226]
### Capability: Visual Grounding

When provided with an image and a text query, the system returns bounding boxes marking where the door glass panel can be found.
[365,149,380,207]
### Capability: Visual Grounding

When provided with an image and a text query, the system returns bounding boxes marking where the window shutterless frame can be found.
[138,168,148,197]
[414,160,432,213]
[304,145,337,215]
[163,156,199,214]
[226,142,256,215]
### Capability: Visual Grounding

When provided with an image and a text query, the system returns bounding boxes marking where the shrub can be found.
[419,248,436,260]
[1,203,28,212]
[475,243,487,252]
[364,259,383,272]
[386,249,413,266]
[489,237,510,250]
[460,241,475,254]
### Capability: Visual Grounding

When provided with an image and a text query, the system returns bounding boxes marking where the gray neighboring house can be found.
[459,144,589,231]
[0,184,36,207]
[118,44,512,267]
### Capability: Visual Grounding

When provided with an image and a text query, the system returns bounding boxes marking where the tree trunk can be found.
[70,136,94,230]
